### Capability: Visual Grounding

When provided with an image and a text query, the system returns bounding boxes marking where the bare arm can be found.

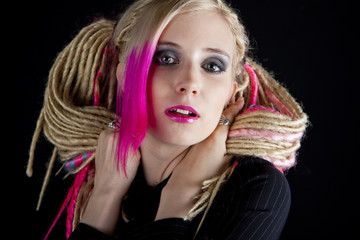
[81,129,140,236]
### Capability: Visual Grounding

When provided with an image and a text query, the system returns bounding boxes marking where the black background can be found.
[16,0,356,239]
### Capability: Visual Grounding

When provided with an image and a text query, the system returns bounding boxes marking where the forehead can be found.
[159,10,235,57]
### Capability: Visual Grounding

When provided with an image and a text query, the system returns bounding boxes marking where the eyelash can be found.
[202,58,225,74]
[153,50,226,74]
[153,50,179,65]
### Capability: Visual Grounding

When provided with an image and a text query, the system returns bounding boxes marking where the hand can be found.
[93,129,140,197]
[156,97,244,220]
[81,129,140,236]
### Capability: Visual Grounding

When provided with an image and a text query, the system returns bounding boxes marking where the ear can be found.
[224,82,238,109]
[229,81,238,102]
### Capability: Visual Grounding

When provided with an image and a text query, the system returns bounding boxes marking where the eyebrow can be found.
[157,41,231,60]
[157,41,180,48]
[204,47,231,60]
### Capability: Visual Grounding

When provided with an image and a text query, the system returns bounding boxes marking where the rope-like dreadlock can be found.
[27,19,117,177]
[26,19,118,238]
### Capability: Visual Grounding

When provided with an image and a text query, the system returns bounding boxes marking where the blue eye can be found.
[153,50,179,65]
[202,58,225,74]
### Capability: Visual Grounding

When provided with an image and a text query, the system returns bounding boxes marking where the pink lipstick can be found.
[165,105,200,123]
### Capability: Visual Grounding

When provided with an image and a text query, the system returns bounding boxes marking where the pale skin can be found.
[81,10,244,236]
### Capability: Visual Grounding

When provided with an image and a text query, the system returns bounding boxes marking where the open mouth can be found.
[165,105,200,123]
[167,108,198,117]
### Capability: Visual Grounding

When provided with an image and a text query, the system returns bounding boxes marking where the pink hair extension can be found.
[93,47,109,107]
[265,88,294,119]
[43,185,74,240]
[43,165,90,240]
[228,128,304,143]
[242,63,294,118]
[243,62,294,118]
[242,63,279,115]
[93,70,102,106]
[115,42,156,174]
[66,165,90,238]
[65,152,95,172]
[244,63,258,106]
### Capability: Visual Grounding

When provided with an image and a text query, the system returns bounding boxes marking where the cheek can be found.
[201,80,234,126]
[146,66,158,128]
[147,67,170,128]
[205,79,233,110]
[202,87,230,126]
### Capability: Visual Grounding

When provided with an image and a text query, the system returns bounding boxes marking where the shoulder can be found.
[229,157,290,194]
[225,157,291,211]
[233,156,286,181]
[194,157,291,239]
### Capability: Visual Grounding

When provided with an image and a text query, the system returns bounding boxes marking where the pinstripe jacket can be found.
[70,157,290,240]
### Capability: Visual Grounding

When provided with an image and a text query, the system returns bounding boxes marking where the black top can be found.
[69,157,291,240]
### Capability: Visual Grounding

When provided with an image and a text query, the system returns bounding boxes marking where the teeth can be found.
[170,109,195,116]
[176,109,191,115]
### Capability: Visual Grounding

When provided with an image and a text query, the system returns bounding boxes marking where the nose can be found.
[175,65,200,96]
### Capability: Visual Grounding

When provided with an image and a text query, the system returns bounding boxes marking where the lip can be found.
[165,105,200,124]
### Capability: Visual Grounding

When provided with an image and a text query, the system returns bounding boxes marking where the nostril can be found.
[178,87,198,95]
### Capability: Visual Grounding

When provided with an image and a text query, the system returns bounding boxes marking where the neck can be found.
[140,131,190,187]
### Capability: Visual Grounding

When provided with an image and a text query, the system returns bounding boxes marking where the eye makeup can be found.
[153,48,180,65]
[201,56,228,74]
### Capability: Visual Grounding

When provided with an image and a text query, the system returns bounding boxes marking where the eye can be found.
[160,56,175,64]
[153,50,179,65]
[203,63,221,73]
[202,58,225,74]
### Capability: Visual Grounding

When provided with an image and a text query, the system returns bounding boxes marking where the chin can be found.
[148,125,209,147]
[166,135,202,147]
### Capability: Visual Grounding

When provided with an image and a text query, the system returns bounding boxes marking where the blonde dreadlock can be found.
[26,19,117,209]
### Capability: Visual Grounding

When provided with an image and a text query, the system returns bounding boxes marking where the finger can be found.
[230,93,236,104]
[222,97,244,125]
[212,97,244,142]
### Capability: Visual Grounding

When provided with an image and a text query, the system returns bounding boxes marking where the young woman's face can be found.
[147,10,236,147]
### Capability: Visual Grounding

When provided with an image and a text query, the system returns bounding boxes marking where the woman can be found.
[27,0,308,239]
